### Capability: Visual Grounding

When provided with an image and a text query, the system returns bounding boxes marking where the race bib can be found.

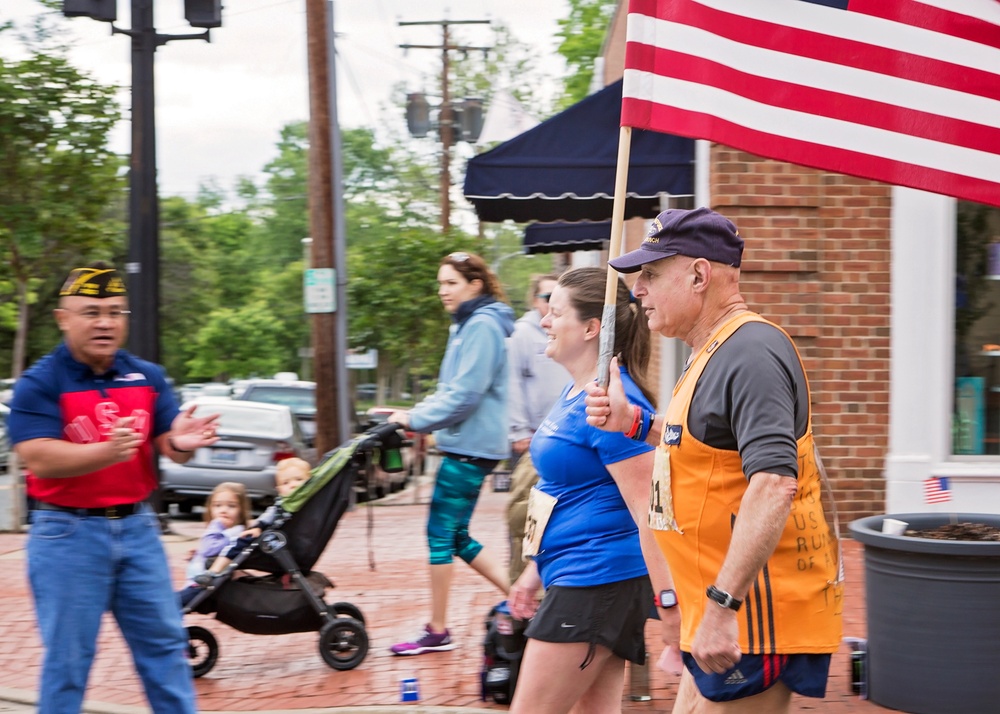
[648,445,679,532]
[522,487,558,559]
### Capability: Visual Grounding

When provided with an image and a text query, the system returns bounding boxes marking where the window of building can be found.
[954,202,1000,456]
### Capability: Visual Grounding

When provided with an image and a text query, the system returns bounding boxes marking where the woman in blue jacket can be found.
[388,251,515,656]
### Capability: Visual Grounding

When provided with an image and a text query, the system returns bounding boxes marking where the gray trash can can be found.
[849,513,1000,714]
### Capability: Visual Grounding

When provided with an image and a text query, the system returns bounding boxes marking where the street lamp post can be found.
[62,0,221,363]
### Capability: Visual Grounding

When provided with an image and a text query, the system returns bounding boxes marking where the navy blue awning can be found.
[524,221,610,255]
[463,80,694,224]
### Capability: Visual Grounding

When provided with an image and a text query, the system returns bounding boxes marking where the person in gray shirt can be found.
[506,274,570,581]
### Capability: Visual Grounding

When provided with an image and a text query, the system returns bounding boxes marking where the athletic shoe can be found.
[390,624,456,655]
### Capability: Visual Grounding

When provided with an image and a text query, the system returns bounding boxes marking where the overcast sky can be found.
[0,0,569,199]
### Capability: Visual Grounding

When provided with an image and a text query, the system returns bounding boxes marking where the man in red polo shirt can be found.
[10,262,220,714]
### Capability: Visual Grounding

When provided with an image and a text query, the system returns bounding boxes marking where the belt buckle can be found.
[106,506,120,519]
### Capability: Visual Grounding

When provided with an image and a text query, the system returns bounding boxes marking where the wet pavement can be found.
[0,472,885,713]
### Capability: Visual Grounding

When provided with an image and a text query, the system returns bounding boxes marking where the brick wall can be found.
[711,145,892,523]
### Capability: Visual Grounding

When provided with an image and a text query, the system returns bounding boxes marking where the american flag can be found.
[924,476,952,504]
[620,0,1000,207]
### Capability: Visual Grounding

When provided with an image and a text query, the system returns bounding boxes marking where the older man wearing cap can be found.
[585,208,842,713]
[9,261,220,713]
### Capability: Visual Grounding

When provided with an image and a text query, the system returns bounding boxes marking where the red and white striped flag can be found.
[621,0,1000,207]
[923,476,952,504]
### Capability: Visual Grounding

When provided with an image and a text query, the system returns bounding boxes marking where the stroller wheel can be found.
[329,601,365,625]
[319,616,368,670]
[186,625,218,678]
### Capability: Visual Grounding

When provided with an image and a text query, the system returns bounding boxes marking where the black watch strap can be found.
[706,585,742,611]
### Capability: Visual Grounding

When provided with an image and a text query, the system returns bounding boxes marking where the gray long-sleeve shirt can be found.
[506,309,570,443]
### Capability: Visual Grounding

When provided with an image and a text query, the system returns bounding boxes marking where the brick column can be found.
[711,145,892,522]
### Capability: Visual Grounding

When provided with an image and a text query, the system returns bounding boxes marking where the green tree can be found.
[346,226,478,398]
[159,194,224,382]
[0,35,123,377]
[450,23,556,118]
[555,0,618,108]
[185,303,286,381]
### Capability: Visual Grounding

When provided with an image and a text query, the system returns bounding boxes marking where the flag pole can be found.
[597,125,633,388]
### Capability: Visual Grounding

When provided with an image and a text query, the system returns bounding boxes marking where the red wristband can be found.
[624,404,642,439]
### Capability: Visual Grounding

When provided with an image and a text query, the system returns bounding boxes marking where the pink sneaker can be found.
[390,624,456,655]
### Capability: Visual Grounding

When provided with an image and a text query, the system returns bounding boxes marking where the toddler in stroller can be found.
[177,482,252,607]
[194,457,311,584]
[183,422,405,677]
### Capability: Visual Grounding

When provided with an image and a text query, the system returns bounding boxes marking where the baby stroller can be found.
[182,421,405,677]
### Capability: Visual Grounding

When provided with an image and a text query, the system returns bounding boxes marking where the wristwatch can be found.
[655,588,678,609]
[706,585,742,611]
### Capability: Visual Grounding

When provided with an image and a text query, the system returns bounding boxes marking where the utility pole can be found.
[304,0,349,453]
[399,19,489,234]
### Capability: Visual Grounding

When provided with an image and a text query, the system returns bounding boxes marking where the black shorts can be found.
[524,575,652,667]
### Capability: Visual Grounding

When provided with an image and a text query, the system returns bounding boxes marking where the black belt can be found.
[35,501,145,519]
[440,452,500,471]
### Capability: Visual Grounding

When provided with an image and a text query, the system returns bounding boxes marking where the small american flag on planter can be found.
[924,477,952,504]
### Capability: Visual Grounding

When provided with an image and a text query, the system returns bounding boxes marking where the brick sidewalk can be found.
[0,476,884,712]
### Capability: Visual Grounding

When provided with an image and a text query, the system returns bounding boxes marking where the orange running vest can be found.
[651,312,843,654]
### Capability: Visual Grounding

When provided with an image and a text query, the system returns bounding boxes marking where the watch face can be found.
[658,589,678,608]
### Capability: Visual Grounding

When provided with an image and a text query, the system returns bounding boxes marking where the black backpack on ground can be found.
[480,601,527,705]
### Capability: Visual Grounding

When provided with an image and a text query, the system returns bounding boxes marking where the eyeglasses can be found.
[446,252,470,262]
[536,293,551,301]
[62,308,132,321]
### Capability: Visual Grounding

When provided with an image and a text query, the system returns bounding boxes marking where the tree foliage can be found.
[184,303,287,381]
[0,5,574,397]
[0,27,124,377]
[554,0,618,108]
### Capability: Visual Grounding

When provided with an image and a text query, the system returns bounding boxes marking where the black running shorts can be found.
[524,575,653,667]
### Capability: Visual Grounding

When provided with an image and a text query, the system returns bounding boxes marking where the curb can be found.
[0,687,497,714]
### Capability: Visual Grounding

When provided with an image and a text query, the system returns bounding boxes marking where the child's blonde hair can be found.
[276,457,311,482]
[203,481,251,525]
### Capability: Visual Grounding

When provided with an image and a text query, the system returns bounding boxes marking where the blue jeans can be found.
[28,505,196,714]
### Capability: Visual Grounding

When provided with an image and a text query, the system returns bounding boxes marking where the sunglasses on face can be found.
[536,293,551,302]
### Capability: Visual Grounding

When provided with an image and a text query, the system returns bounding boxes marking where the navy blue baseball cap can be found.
[609,207,743,273]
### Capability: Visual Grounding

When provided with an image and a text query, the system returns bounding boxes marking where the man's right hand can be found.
[584,356,632,433]
[108,417,142,463]
[511,438,531,455]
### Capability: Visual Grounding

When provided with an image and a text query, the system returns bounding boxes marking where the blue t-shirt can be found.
[529,367,654,589]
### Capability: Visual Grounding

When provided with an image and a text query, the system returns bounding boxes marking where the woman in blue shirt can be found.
[388,251,515,656]
[507,267,678,713]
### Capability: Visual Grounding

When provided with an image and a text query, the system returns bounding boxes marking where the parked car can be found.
[236,379,317,447]
[0,403,9,473]
[159,398,315,512]
[0,378,16,405]
[200,382,233,398]
[358,406,427,497]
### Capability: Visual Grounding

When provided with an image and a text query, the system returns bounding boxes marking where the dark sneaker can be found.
[390,624,456,655]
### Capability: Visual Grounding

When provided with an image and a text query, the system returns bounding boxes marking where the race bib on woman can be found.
[522,487,557,559]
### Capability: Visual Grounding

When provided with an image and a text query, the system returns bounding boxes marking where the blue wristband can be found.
[633,408,652,442]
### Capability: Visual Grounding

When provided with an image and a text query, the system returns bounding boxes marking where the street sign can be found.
[304,268,336,313]
[346,349,378,370]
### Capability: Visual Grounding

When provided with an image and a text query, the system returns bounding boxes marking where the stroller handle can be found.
[363,420,406,448]
[362,421,406,473]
